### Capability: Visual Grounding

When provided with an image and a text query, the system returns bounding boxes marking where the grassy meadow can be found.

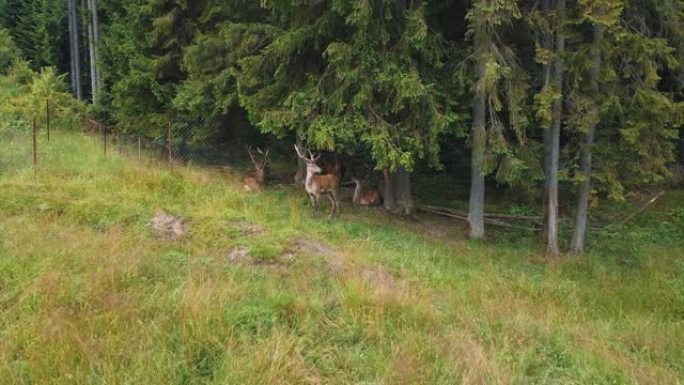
[0,128,683,384]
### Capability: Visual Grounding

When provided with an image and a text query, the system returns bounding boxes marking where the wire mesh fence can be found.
[0,117,34,175]
[1,105,474,204]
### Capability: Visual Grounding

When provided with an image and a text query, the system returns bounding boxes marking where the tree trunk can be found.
[86,0,97,104]
[541,0,553,240]
[91,0,101,93]
[546,0,565,258]
[67,0,76,95]
[393,166,414,215]
[67,0,82,100]
[382,167,396,211]
[570,23,603,254]
[468,26,487,240]
[294,137,306,185]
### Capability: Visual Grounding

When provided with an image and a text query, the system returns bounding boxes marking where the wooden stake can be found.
[46,99,50,142]
[32,117,38,172]
[102,123,107,158]
[167,121,173,168]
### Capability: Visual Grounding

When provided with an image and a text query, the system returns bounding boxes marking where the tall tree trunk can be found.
[541,0,553,240]
[86,0,97,104]
[468,26,487,240]
[393,166,414,215]
[294,137,306,185]
[91,0,101,93]
[546,0,565,258]
[67,0,76,94]
[382,167,396,211]
[67,0,82,100]
[570,23,603,254]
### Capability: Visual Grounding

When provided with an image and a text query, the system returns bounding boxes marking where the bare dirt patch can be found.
[224,246,288,271]
[226,220,266,236]
[149,211,189,239]
[288,238,335,255]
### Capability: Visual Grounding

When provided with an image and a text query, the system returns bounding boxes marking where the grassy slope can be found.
[0,129,683,384]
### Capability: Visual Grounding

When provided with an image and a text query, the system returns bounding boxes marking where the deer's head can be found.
[294,144,322,174]
[247,146,269,182]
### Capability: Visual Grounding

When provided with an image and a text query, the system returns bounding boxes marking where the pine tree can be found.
[465,0,527,239]
[567,0,681,253]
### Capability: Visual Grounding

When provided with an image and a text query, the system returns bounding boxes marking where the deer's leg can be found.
[312,192,323,212]
[326,193,336,216]
[330,189,340,215]
[308,193,316,207]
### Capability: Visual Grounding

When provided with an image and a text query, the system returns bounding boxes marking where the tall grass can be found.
[0,129,682,384]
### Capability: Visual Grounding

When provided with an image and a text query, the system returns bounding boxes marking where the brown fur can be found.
[352,178,381,206]
[295,145,340,216]
[242,147,269,191]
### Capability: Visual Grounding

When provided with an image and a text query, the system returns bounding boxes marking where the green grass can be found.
[0,130,683,385]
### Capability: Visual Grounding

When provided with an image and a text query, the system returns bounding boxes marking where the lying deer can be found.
[242,146,269,191]
[352,178,381,206]
[294,144,340,216]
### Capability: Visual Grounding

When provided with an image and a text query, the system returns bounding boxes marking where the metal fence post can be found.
[167,121,173,168]
[102,123,107,158]
[32,117,38,173]
[46,99,50,142]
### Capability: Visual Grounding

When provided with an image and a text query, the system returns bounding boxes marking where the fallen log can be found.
[417,205,540,231]
[417,204,543,224]
[616,190,666,228]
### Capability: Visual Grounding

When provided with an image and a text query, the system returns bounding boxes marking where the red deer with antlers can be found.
[294,144,340,216]
[242,146,269,191]
[351,178,381,207]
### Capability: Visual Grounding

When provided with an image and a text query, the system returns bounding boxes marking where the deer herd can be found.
[241,143,381,216]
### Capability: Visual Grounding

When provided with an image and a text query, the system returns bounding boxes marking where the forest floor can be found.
[1,129,683,385]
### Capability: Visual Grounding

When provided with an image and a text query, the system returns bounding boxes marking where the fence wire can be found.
[2,109,475,203]
[0,117,36,176]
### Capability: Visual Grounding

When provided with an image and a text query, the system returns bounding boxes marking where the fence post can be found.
[32,117,38,173]
[167,121,173,168]
[45,99,50,142]
[102,123,107,158]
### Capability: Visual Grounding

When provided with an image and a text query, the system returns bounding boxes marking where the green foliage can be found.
[0,0,67,71]
[0,67,84,138]
[0,27,20,71]
[563,0,683,201]
[465,0,530,179]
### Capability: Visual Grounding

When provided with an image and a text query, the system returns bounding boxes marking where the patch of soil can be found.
[149,211,189,239]
[224,246,288,271]
[288,238,335,255]
[227,220,265,236]
[225,246,251,264]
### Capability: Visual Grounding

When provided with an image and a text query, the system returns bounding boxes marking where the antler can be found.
[294,144,310,161]
[258,147,269,168]
[247,146,259,167]
[294,143,321,162]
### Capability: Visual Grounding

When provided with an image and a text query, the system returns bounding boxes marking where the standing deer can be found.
[294,144,340,216]
[242,146,269,191]
[352,178,382,206]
